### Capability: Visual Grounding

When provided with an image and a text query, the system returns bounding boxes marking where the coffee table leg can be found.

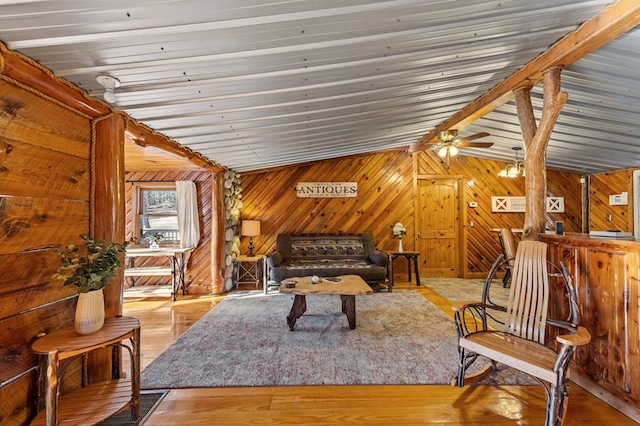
[341,295,356,329]
[287,295,307,331]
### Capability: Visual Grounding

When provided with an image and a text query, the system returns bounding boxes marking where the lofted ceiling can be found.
[1,0,639,174]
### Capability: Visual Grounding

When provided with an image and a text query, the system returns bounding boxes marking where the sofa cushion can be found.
[270,260,387,283]
[290,234,364,261]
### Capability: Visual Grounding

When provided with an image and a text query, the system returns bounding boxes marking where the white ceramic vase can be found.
[398,239,403,253]
[75,289,105,335]
[150,242,160,250]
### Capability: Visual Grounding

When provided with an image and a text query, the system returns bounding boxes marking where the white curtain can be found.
[176,181,200,248]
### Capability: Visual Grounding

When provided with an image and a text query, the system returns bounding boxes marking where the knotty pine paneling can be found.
[241,151,414,257]
[590,168,634,232]
[241,150,582,279]
[125,171,214,292]
[0,76,93,424]
[415,151,582,275]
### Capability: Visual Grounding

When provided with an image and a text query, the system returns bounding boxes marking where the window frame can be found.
[132,182,180,244]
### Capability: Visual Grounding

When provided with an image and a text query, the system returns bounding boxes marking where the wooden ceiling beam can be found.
[125,120,225,173]
[0,42,111,118]
[409,0,640,153]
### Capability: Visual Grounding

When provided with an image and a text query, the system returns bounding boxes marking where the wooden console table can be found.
[31,316,141,426]
[125,247,192,300]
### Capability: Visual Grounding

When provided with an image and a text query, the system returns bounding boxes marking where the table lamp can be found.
[241,220,261,257]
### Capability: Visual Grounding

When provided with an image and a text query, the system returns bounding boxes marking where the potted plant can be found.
[52,234,131,334]
[145,232,164,250]
[392,222,407,252]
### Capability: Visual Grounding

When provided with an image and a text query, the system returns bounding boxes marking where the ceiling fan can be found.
[425,130,494,166]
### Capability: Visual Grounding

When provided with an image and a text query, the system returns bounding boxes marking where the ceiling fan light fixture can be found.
[96,75,121,103]
[438,130,458,142]
[437,144,459,158]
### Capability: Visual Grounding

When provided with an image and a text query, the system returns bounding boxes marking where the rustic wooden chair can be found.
[498,227,517,287]
[452,240,591,426]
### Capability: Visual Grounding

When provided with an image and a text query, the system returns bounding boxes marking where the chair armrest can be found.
[452,301,481,312]
[556,326,591,347]
[367,249,388,266]
[266,251,283,267]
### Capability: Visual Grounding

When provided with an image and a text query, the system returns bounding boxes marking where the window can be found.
[134,183,180,243]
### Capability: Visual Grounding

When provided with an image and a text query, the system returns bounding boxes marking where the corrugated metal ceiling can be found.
[1,0,638,173]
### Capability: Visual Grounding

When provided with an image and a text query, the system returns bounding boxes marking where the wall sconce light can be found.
[96,75,121,103]
[498,147,525,178]
[241,220,261,257]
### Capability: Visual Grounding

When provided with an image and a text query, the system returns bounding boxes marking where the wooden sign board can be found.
[296,182,358,198]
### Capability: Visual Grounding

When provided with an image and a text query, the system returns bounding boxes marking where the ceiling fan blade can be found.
[457,142,494,148]
[464,131,491,141]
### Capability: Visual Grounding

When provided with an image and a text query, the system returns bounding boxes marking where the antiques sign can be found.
[296,182,358,198]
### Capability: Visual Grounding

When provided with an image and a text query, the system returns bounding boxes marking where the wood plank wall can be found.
[0,79,89,424]
[241,151,415,257]
[124,171,214,293]
[589,168,635,232]
[242,150,582,278]
[415,151,583,274]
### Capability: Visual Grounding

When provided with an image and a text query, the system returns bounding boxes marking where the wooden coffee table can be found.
[279,275,374,330]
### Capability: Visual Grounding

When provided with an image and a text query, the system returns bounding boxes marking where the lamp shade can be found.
[241,220,261,237]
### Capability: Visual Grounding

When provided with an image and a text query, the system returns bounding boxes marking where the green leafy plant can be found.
[145,232,164,245]
[52,234,132,293]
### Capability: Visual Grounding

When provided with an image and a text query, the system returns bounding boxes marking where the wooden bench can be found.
[452,240,591,426]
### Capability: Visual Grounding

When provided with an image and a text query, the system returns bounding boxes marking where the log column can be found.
[514,67,567,240]
[89,113,126,383]
[211,171,226,294]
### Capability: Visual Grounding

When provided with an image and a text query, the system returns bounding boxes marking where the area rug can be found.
[141,291,531,388]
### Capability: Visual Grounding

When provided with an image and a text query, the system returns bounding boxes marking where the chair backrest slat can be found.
[504,240,549,343]
[499,228,517,266]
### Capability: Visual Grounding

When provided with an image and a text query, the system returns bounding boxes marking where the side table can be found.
[234,254,267,292]
[388,251,421,287]
[31,316,141,426]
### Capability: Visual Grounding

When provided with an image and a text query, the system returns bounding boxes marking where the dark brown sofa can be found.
[266,233,390,291]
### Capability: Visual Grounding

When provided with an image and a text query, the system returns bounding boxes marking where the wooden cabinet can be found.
[30,316,141,426]
[540,233,640,417]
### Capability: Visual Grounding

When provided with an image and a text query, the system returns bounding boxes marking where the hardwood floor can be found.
[122,281,636,425]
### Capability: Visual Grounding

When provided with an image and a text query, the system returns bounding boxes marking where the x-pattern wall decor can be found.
[491,196,565,213]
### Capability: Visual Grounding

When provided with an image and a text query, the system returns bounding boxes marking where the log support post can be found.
[89,113,126,382]
[210,171,226,294]
[514,68,567,240]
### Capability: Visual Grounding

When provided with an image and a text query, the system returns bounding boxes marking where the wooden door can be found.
[416,178,461,277]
